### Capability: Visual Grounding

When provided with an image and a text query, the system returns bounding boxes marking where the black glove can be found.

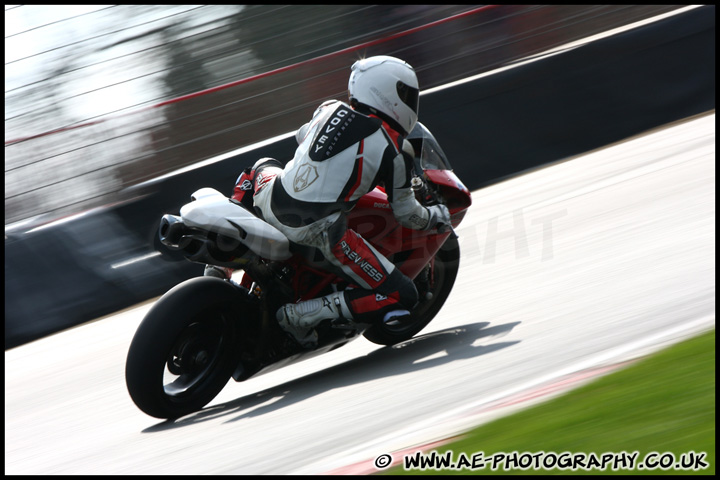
[425,204,451,231]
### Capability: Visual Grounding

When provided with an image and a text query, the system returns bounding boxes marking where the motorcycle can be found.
[125,122,472,419]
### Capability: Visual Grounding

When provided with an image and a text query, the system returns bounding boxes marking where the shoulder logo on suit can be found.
[293,164,319,192]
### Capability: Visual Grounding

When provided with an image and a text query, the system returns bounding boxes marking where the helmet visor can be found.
[396,81,419,114]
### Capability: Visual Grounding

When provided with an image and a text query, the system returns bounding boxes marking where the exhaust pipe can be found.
[158,215,187,249]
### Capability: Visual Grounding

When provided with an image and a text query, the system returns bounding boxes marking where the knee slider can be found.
[389,269,418,309]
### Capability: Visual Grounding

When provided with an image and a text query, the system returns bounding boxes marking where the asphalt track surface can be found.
[5,113,715,475]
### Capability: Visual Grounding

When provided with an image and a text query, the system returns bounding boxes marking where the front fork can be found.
[414,255,436,302]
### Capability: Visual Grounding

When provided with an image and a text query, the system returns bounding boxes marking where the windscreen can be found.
[407,122,452,171]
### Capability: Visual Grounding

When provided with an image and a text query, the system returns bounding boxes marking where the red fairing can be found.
[423,169,472,213]
[347,187,455,281]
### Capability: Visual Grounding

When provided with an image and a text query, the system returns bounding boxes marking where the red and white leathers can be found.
[233,100,449,342]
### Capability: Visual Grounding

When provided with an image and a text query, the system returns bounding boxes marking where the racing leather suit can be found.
[233,100,446,323]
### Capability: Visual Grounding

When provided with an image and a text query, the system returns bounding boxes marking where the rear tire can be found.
[125,277,245,419]
[363,234,460,346]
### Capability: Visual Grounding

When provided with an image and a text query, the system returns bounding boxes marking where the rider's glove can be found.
[425,204,451,231]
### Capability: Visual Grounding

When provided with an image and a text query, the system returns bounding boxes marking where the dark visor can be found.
[396,81,419,114]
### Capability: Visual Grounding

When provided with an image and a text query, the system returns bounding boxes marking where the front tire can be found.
[363,234,460,346]
[125,277,245,419]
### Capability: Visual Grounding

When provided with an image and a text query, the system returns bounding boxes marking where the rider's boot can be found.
[382,309,411,326]
[276,291,353,348]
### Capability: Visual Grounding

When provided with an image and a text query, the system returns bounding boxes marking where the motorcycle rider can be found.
[208,55,450,347]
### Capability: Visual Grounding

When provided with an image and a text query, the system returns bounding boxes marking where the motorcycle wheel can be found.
[125,277,243,419]
[363,234,460,346]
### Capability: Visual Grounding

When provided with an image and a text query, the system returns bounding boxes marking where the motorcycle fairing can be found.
[181,188,292,261]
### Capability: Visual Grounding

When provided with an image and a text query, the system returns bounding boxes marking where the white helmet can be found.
[348,55,419,135]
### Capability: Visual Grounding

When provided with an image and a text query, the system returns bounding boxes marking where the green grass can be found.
[384,329,715,475]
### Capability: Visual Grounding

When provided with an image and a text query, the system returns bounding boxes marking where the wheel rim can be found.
[162,313,230,398]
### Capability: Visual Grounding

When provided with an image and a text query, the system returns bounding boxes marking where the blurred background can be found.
[5,5,683,227]
[4,7,714,474]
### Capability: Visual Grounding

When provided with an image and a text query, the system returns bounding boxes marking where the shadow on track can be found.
[143,320,520,432]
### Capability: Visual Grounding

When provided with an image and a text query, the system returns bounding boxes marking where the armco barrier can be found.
[5,6,714,349]
[422,5,715,188]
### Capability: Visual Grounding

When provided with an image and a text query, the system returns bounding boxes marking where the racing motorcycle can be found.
[125,122,472,419]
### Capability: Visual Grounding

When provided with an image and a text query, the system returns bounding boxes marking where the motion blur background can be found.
[5,7,715,475]
[5,5,683,226]
[5,5,713,349]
